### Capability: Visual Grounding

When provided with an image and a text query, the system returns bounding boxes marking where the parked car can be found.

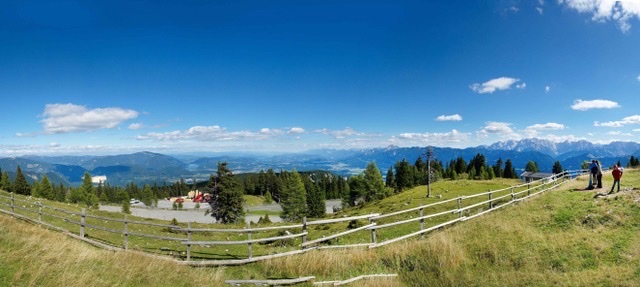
[130,199,140,204]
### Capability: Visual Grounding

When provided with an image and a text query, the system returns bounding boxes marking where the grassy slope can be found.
[2,170,640,286]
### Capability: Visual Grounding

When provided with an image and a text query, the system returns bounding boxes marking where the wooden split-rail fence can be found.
[0,170,587,266]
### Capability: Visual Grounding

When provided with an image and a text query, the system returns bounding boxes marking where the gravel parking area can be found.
[99,199,342,224]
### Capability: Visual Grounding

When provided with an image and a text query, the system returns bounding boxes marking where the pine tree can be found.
[552,161,563,174]
[207,162,245,224]
[394,159,414,192]
[363,162,386,201]
[493,158,504,178]
[504,159,517,179]
[304,177,325,218]
[81,172,99,208]
[141,184,154,207]
[385,167,395,188]
[54,184,67,202]
[280,170,307,222]
[0,171,11,192]
[525,161,539,172]
[40,175,54,200]
[13,166,30,196]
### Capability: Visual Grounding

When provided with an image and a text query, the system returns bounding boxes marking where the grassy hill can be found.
[2,170,640,286]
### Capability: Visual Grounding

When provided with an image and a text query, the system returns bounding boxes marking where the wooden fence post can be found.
[370,217,377,244]
[38,203,42,223]
[510,187,514,202]
[80,208,86,238]
[419,208,425,238]
[247,222,252,258]
[302,217,307,249]
[488,190,493,209]
[186,222,192,261]
[457,197,462,218]
[527,183,531,197]
[124,214,129,250]
[11,192,15,216]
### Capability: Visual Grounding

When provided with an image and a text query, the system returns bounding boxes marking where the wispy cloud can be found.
[128,123,144,130]
[606,131,633,136]
[435,114,463,122]
[637,74,640,81]
[524,122,565,137]
[40,103,139,134]
[594,115,640,127]
[137,125,291,141]
[571,99,620,111]
[545,86,551,93]
[393,129,471,146]
[537,0,545,14]
[470,77,523,94]
[315,127,362,139]
[559,0,640,33]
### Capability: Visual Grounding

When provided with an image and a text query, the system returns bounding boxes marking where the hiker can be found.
[587,160,598,189]
[596,160,603,188]
[609,165,623,194]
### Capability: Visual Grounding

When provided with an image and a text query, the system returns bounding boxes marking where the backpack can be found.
[590,165,598,174]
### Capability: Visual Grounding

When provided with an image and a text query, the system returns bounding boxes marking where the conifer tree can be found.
[385,167,395,188]
[552,161,563,174]
[39,175,54,200]
[207,162,245,224]
[81,172,99,208]
[363,162,386,201]
[304,177,325,218]
[1,171,12,192]
[280,169,307,222]
[13,166,30,196]
[503,159,517,179]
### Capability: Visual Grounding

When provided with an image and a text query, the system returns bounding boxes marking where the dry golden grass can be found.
[0,215,226,287]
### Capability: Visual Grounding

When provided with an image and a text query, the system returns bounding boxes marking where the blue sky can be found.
[1,0,640,156]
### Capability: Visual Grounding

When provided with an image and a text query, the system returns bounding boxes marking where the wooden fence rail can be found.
[0,170,587,266]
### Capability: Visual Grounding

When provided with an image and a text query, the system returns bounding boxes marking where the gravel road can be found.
[99,199,343,224]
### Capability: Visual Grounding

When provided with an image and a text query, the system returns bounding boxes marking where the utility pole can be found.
[426,146,433,198]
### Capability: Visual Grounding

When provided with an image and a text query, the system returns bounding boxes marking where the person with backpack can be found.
[587,160,598,189]
[609,165,623,194]
[596,160,603,188]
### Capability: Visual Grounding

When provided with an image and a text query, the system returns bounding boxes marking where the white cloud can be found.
[606,131,633,136]
[516,82,527,89]
[470,77,521,94]
[316,127,362,139]
[479,121,515,135]
[288,127,305,134]
[570,99,620,111]
[394,129,471,145]
[128,123,143,130]
[559,0,640,32]
[41,103,139,134]
[537,7,544,14]
[594,115,640,127]
[637,74,640,81]
[524,122,566,137]
[545,86,551,93]
[435,114,463,122]
[137,125,291,142]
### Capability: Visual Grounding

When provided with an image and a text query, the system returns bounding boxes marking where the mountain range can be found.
[1,139,638,187]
